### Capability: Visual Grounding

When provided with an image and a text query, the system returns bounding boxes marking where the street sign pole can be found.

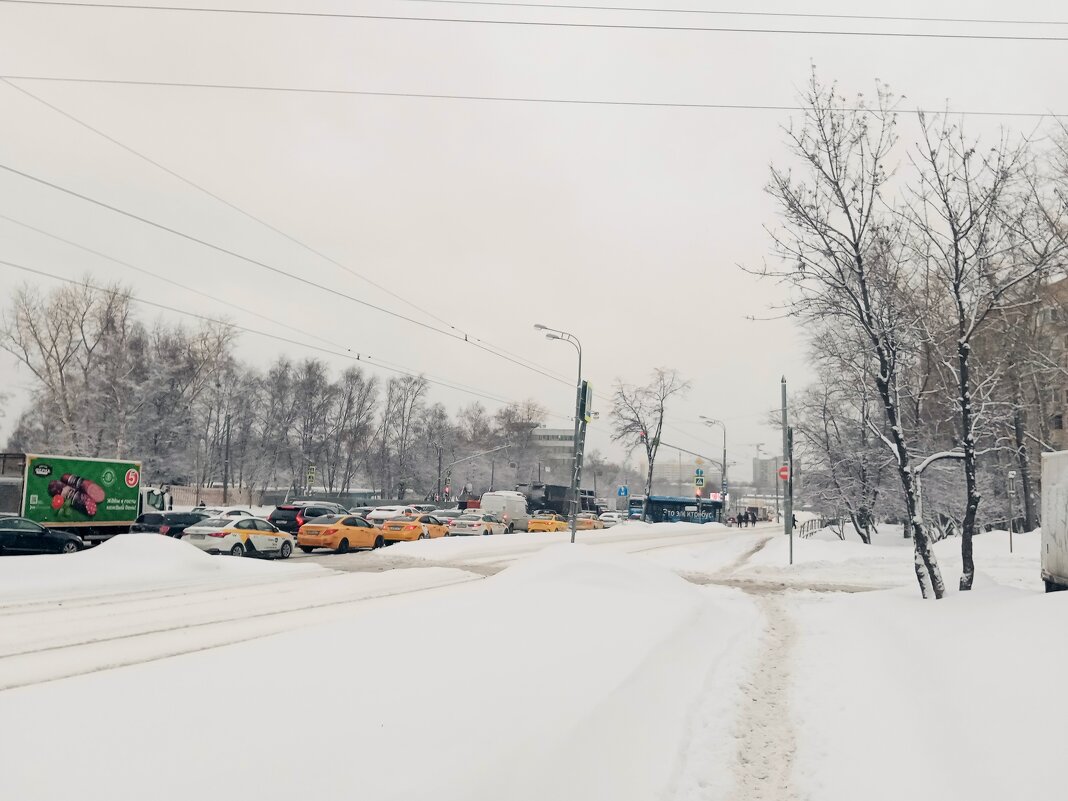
[781,377,793,565]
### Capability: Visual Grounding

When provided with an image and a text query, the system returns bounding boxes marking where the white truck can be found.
[1041,450,1068,592]
[479,491,529,533]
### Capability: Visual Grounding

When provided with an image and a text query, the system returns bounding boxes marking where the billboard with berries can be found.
[22,455,142,526]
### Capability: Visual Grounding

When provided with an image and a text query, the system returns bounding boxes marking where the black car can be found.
[130,511,210,538]
[268,502,349,534]
[0,517,84,555]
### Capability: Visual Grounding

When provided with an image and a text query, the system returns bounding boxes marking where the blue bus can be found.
[628,495,723,524]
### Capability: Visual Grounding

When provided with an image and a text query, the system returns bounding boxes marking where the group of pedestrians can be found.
[730,509,758,527]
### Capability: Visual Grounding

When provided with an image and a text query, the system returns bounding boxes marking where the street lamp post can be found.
[700,416,727,520]
[535,323,583,544]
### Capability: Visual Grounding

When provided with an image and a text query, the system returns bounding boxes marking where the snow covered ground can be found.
[0,522,1059,800]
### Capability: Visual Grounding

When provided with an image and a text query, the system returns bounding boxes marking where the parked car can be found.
[410,504,437,513]
[478,491,529,532]
[0,517,84,555]
[193,506,256,519]
[598,512,624,528]
[365,505,418,526]
[130,511,209,538]
[268,502,347,534]
[527,513,570,533]
[297,515,383,553]
[447,512,507,536]
[576,512,605,530]
[381,514,449,543]
[348,506,377,517]
[183,515,293,558]
[429,508,464,520]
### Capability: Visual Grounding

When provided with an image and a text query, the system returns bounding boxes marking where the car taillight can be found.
[405,524,418,531]
[296,514,305,526]
[159,525,170,535]
[208,531,228,538]
[324,528,337,535]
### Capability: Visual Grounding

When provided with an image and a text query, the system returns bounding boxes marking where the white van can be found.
[479,491,529,533]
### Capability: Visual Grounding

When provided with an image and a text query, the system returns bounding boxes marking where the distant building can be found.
[531,428,574,475]
[752,456,782,492]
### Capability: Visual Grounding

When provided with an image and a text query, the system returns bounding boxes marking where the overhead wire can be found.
[0,160,572,385]
[0,213,525,401]
[3,0,1068,42]
[0,257,583,420]
[383,0,1068,28]
[2,75,1062,119]
[0,76,572,383]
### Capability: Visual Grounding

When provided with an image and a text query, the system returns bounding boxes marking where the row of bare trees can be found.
[766,72,1068,598]
[1,279,649,501]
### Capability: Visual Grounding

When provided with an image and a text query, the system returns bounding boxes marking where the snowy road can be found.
[0,524,1058,801]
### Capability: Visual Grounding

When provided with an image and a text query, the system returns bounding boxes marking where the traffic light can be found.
[639,430,647,443]
[579,381,593,423]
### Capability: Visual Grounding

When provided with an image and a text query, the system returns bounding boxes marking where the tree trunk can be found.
[958,340,980,592]
[875,371,944,599]
[1013,402,1037,531]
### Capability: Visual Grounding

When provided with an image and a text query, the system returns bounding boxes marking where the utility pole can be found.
[490,459,495,491]
[222,412,232,504]
[1008,470,1017,554]
[435,445,444,501]
[781,377,793,565]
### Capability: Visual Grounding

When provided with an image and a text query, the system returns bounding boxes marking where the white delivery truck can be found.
[1041,450,1068,592]
[479,491,529,533]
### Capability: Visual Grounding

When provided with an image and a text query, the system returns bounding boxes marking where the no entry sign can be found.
[778,465,790,482]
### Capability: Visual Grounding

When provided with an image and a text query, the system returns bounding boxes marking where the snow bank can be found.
[732,528,1041,591]
[0,544,761,801]
[0,534,325,603]
[792,578,1068,801]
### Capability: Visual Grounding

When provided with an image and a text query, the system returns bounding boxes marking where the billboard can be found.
[23,454,142,527]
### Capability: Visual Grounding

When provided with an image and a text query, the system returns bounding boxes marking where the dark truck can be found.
[0,453,167,543]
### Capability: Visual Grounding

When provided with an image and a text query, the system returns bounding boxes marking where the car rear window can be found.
[457,514,482,521]
[270,508,298,521]
[304,507,332,518]
[199,517,231,527]
[307,515,343,525]
[138,514,164,525]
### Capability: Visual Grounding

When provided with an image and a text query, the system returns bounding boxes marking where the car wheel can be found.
[336,538,349,554]
[300,546,314,553]
[419,530,429,540]
[482,528,490,536]
[279,540,292,559]
[61,541,78,554]
[373,535,384,550]
[229,543,245,557]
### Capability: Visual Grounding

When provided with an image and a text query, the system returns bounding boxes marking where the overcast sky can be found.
[2,0,1067,480]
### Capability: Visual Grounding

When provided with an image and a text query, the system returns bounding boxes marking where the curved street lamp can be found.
[534,323,583,543]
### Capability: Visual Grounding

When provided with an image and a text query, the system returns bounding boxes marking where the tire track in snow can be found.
[730,594,799,801]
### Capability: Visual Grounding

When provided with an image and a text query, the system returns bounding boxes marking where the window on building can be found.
[1055,414,1064,431]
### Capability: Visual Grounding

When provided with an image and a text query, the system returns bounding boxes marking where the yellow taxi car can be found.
[297,514,383,554]
[527,513,570,533]
[380,514,449,544]
[576,513,605,530]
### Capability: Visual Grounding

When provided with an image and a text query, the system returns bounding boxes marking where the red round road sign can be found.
[778,465,790,481]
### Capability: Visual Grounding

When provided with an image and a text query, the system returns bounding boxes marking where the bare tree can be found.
[610,368,690,516]
[907,115,1066,589]
[762,72,946,598]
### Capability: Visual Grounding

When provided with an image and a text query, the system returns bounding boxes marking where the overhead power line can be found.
[0,212,521,401]
[2,75,1063,119]
[389,0,1068,28]
[0,76,571,384]
[2,0,1068,42]
[0,160,571,385]
[0,257,577,416]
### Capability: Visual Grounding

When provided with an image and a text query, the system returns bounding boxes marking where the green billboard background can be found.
[23,455,142,526]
